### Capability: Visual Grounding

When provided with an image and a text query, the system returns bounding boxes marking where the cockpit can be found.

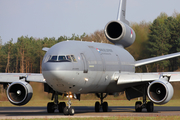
[47,55,77,62]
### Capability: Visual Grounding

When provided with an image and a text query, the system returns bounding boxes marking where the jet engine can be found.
[104,20,136,48]
[6,81,33,105]
[147,80,174,105]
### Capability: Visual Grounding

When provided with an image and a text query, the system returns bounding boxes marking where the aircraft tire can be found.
[95,101,100,112]
[135,101,142,112]
[62,102,66,107]
[69,107,75,115]
[146,101,154,112]
[102,102,108,112]
[47,102,55,113]
[58,102,66,113]
[63,106,69,115]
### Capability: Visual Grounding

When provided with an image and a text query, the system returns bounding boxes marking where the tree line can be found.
[1,12,180,73]
[131,12,180,72]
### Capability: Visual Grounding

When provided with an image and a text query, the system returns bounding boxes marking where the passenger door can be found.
[80,53,88,73]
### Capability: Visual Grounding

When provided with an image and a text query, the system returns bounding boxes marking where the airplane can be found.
[1,0,180,116]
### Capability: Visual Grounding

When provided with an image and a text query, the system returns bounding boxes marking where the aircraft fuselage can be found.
[42,41,135,94]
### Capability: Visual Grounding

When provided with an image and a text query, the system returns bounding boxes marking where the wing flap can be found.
[117,73,159,84]
[164,72,180,82]
[116,72,180,85]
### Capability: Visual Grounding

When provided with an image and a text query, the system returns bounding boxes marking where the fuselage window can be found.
[71,55,77,62]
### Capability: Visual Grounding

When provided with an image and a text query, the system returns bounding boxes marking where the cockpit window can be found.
[71,55,77,62]
[51,56,57,61]
[58,56,66,61]
[48,55,77,62]
[66,55,72,61]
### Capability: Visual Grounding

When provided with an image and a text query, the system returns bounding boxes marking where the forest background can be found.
[1,12,180,101]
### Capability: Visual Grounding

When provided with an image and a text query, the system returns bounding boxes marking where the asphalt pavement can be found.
[0,106,180,119]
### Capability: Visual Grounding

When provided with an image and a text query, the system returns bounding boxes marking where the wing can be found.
[0,73,45,83]
[113,72,180,85]
[134,52,180,67]
[42,47,49,52]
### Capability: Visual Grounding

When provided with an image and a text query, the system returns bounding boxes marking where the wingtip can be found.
[42,47,49,52]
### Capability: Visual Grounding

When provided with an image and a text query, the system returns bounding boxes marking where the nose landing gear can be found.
[63,93,75,115]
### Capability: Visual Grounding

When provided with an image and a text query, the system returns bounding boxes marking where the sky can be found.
[0,0,180,45]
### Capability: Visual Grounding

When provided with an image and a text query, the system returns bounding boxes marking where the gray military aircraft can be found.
[1,0,180,116]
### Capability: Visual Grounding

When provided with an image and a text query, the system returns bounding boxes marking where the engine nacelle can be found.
[104,20,136,48]
[147,80,174,105]
[7,81,33,106]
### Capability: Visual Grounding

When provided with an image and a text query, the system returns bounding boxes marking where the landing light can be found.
[66,95,73,98]
[84,78,88,82]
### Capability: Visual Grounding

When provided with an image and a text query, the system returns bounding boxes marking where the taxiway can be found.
[0,106,180,119]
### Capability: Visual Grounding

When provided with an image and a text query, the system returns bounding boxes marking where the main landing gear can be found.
[135,101,154,112]
[135,86,154,112]
[47,92,66,113]
[47,92,74,115]
[95,93,108,112]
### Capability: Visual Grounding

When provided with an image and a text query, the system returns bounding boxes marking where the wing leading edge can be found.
[134,52,180,67]
[0,73,45,83]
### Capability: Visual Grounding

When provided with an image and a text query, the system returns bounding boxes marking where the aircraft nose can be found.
[42,62,73,81]
[42,61,72,71]
[42,62,80,92]
[42,62,59,71]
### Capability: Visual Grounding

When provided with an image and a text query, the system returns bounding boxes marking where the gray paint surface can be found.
[42,41,135,94]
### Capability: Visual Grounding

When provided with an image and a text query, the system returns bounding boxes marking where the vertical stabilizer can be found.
[117,0,129,25]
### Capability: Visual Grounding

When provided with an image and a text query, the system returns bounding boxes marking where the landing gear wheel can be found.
[69,107,75,115]
[102,102,108,112]
[95,101,100,112]
[47,102,55,113]
[63,106,69,115]
[62,102,66,107]
[135,101,142,112]
[58,102,66,113]
[146,102,154,112]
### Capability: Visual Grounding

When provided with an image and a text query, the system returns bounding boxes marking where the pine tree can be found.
[147,18,171,72]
